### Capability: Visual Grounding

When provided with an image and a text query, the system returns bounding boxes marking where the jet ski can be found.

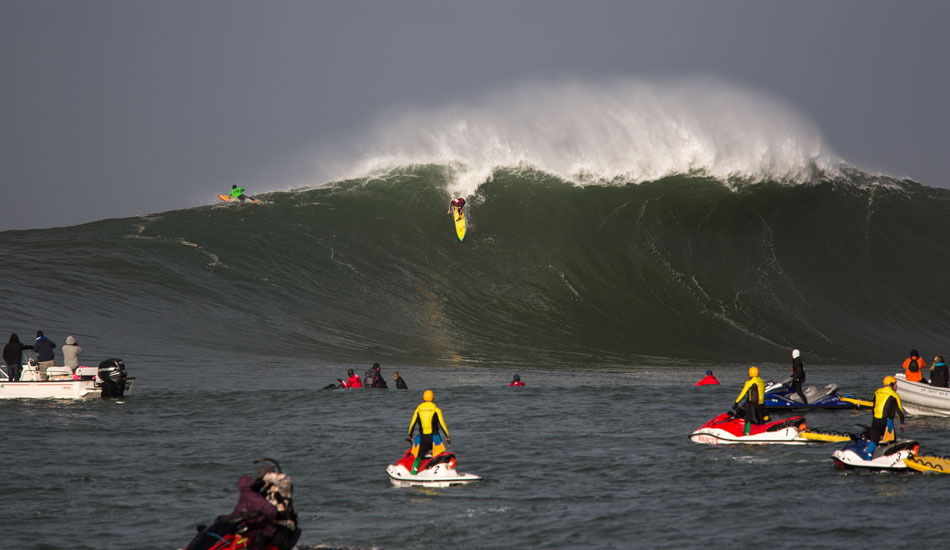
[183,514,283,550]
[689,409,808,445]
[831,438,919,471]
[386,434,482,487]
[763,378,871,410]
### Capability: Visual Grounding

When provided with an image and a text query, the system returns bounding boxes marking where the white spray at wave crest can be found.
[327,77,842,196]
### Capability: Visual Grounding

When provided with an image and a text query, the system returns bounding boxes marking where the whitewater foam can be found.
[319,77,842,197]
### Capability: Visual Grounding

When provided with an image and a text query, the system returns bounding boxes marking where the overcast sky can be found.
[3,1,948,230]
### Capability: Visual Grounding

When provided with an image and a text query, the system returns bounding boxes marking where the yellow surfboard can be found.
[452,206,466,242]
[799,430,851,443]
[905,454,950,473]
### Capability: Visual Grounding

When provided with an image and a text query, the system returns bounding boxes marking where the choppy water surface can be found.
[4,360,949,550]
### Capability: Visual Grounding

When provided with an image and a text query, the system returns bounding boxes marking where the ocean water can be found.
[4,159,950,548]
[3,360,950,550]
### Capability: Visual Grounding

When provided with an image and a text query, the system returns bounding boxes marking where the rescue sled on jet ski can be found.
[763,378,871,411]
[386,434,482,487]
[689,409,809,445]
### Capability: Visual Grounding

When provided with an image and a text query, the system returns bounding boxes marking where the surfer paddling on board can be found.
[447,197,465,221]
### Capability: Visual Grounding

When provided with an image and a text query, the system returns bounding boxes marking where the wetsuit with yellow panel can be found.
[866,376,905,455]
[408,389,451,474]
[735,366,766,434]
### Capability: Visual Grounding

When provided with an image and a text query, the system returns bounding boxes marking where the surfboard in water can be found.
[452,206,466,241]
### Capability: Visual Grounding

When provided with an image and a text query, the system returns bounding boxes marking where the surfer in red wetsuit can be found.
[695,370,719,386]
[509,374,525,386]
[447,197,465,221]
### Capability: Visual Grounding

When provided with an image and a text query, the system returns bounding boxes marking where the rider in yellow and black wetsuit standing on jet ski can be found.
[408,389,451,474]
[865,376,906,458]
[734,366,766,434]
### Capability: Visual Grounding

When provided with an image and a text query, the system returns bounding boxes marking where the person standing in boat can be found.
[791,349,808,404]
[392,370,408,389]
[62,336,83,370]
[2,333,32,382]
[33,330,56,381]
[903,349,926,382]
[930,355,949,387]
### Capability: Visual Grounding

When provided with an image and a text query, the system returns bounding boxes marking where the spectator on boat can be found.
[2,333,32,382]
[339,368,363,388]
[33,330,56,381]
[230,475,277,550]
[509,374,525,386]
[930,355,949,387]
[392,370,408,389]
[791,349,808,404]
[62,336,83,369]
[903,349,926,383]
[695,370,719,386]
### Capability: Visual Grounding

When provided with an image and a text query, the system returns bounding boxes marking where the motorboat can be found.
[894,373,950,417]
[763,378,871,410]
[386,435,482,487]
[689,410,808,445]
[0,358,133,400]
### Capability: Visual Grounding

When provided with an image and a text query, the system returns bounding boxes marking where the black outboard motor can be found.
[97,358,127,398]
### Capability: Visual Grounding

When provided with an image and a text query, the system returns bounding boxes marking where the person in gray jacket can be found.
[62,336,83,369]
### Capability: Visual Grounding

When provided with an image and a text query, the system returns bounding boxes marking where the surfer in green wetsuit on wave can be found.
[229,184,256,202]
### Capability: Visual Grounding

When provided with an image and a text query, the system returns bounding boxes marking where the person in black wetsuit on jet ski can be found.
[791,349,808,404]
[733,366,766,435]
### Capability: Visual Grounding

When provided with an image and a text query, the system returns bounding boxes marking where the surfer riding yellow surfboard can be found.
[447,197,466,241]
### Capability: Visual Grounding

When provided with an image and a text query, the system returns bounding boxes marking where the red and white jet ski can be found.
[690,410,808,445]
[385,435,482,488]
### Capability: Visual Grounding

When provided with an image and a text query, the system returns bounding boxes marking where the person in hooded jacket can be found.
[791,349,808,404]
[256,464,300,550]
[903,349,926,383]
[230,475,277,550]
[3,333,33,382]
[62,336,83,369]
[695,370,719,386]
[33,330,56,380]
[930,355,949,387]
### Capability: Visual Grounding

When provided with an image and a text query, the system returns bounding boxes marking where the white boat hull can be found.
[385,463,482,488]
[0,363,134,400]
[832,448,914,470]
[894,373,950,417]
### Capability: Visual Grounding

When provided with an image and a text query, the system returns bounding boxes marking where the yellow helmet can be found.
[883,376,897,386]
[748,366,759,378]
[423,389,434,402]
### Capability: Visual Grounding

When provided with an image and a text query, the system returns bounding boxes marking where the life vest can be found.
[903,356,925,382]
[735,377,765,404]
[873,386,904,420]
[229,187,244,199]
[451,198,465,208]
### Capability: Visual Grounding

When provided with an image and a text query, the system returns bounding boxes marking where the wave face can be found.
[3,167,950,366]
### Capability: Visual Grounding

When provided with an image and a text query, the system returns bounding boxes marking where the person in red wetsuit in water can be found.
[339,368,362,388]
[695,370,719,386]
[509,374,525,386]
[447,197,465,220]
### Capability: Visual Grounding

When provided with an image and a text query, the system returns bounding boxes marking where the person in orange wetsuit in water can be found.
[903,349,926,382]
[695,370,719,386]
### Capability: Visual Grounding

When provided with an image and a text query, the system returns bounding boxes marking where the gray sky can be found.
[3,1,948,230]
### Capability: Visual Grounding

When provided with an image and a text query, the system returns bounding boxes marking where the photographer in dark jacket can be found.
[930,355,949,387]
[3,333,33,382]
[33,330,56,380]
